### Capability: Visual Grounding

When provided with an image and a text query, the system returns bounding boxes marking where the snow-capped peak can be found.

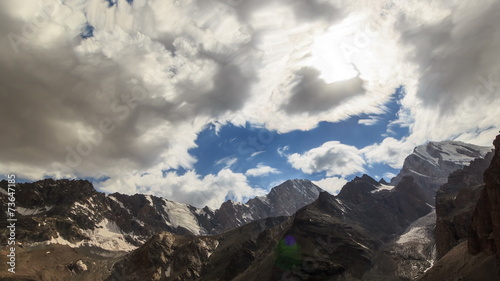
[413,141,491,167]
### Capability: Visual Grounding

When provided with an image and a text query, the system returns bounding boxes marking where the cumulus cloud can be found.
[99,168,265,209]
[288,141,366,177]
[361,137,414,168]
[313,176,347,195]
[245,163,280,177]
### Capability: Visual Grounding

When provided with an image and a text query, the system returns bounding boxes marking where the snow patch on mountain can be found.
[163,199,204,235]
[145,195,154,206]
[47,218,138,251]
[16,205,53,215]
[371,184,395,193]
[397,211,436,244]
[108,194,130,214]
[73,201,92,212]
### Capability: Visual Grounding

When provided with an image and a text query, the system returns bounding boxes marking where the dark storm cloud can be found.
[282,67,365,114]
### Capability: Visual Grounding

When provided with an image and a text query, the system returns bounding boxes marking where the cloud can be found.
[361,137,413,168]
[277,145,290,157]
[361,0,500,167]
[249,151,265,158]
[288,141,366,177]
[382,172,396,181]
[215,157,238,169]
[313,176,347,195]
[99,168,266,209]
[358,116,380,126]
[282,67,366,115]
[245,163,280,177]
[0,0,257,181]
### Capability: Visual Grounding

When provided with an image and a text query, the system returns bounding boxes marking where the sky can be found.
[0,0,499,209]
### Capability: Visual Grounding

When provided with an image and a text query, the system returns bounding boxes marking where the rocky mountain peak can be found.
[379,178,389,185]
[391,140,492,199]
[267,179,322,204]
[336,174,379,204]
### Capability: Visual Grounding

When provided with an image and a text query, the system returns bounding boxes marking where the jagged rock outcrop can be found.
[434,151,494,259]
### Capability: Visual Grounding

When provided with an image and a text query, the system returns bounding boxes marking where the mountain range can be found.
[0,139,497,281]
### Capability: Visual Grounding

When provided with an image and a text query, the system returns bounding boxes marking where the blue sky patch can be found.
[183,87,407,190]
[81,23,94,39]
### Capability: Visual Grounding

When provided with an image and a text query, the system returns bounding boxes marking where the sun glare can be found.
[310,26,359,84]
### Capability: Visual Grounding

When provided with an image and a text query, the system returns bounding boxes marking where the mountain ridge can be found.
[0,177,324,251]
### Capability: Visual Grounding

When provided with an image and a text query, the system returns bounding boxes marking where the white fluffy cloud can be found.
[245,163,280,177]
[313,176,347,195]
[288,141,366,177]
[99,168,266,209]
[361,137,414,169]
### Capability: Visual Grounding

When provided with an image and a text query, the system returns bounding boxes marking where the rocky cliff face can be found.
[469,134,500,266]
[391,141,491,202]
[420,134,499,281]
[434,152,494,259]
